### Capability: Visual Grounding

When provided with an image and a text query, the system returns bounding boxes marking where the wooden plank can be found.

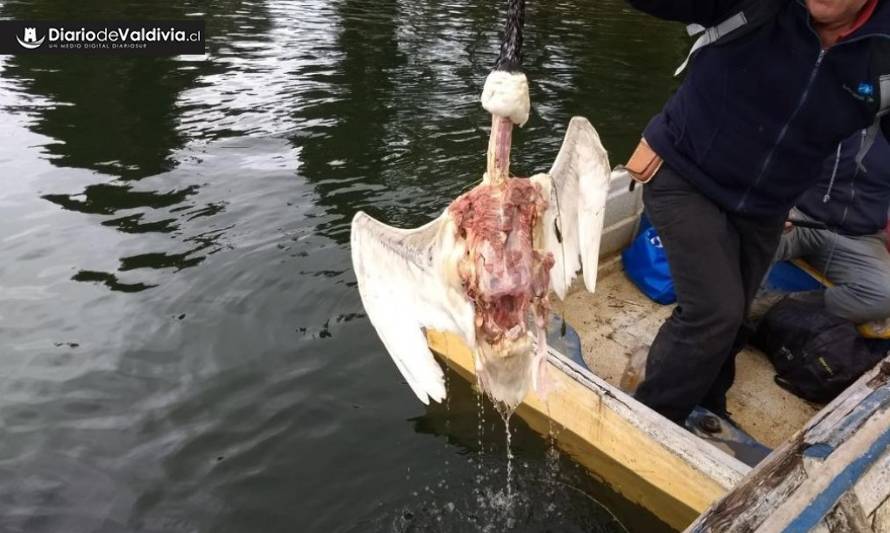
[754,408,890,532]
[686,355,890,533]
[873,496,890,532]
[823,492,873,533]
[804,361,890,444]
[685,435,810,532]
[854,447,890,516]
[426,330,748,531]
[805,386,890,451]
[792,258,833,287]
[805,386,877,446]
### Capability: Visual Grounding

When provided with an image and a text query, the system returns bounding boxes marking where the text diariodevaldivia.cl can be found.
[46,27,202,43]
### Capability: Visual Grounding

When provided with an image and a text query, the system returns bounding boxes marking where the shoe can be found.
[697,405,742,430]
[696,414,722,434]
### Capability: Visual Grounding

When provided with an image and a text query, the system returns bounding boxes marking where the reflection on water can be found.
[0,0,685,531]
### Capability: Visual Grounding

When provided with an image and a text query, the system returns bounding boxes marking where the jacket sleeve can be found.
[626,0,747,25]
[883,116,889,143]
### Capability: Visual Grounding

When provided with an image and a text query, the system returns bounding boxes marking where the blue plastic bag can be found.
[622,218,676,304]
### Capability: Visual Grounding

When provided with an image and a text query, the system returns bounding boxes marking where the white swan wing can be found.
[350,211,475,404]
[540,117,612,299]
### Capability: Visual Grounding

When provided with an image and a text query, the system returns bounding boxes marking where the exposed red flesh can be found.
[449,177,554,352]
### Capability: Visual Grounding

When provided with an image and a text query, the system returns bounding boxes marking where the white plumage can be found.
[350,117,611,405]
[536,117,611,299]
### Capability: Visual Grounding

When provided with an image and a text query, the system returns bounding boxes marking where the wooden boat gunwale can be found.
[686,356,890,532]
[427,329,750,530]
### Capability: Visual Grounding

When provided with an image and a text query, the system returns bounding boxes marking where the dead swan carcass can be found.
[351,115,610,407]
[350,1,611,409]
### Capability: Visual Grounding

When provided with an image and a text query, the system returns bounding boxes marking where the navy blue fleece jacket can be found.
[629,0,890,216]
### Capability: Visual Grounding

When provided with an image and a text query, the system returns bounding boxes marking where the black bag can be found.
[750,298,890,403]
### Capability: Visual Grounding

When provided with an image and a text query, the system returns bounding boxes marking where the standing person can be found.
[625,0,890,424]
[777,130,890,329]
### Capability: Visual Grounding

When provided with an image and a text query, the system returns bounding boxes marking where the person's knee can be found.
[774,233,796,262]
[865,285,890,320]
[680,292,745,335]
[710,299,746,335]
[826,282,890,322]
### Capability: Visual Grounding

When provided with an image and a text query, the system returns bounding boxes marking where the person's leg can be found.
[633,166,747,424]
[698,330,743,417]
[700,212,785,414]
[774,207,822,262]
[806,232,890,323]
[750,208,825,322]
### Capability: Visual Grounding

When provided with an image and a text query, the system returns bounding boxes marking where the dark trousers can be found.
[633,166,785,423]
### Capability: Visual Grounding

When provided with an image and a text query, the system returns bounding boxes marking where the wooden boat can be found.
[688,359,890,532]
[426,170,890,531]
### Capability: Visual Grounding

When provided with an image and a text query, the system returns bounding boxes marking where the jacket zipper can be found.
[735,0,889,212]
[736,48,826,211]
[840,129,867,230]
[822,141,843,203]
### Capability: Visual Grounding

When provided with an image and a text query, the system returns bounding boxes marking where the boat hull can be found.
[427,330,749,530]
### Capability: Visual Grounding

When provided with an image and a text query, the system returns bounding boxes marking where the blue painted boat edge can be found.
[814,386,890,450]
[782,424,890,532]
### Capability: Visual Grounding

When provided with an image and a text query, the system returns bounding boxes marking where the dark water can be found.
[0,1,688,531]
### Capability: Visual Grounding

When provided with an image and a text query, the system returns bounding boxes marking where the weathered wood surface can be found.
[686,358,890,533]
[426,330,749,530]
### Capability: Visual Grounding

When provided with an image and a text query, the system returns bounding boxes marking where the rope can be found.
[495,0,525,72]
